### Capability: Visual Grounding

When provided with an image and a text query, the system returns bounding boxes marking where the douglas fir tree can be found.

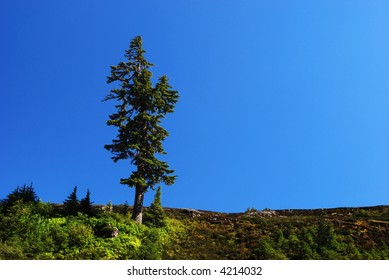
[103,36,179,223]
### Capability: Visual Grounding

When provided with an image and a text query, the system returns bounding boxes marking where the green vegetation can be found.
[1,185,388,260]
[0,185,186,260]
[169,208,389,260]
[0,183,38,211]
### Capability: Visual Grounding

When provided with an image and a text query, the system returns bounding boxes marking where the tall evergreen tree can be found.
[80,189,93,216]
[0,183,38,213]
[103,36,179,223]
[63,186,79,216]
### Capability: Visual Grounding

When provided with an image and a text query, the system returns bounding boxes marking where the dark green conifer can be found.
[80,189,93,216]
[63,186,79,216]
[0,183,38,213]
[103,36,179,223]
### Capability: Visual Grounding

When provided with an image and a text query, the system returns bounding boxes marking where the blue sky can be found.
[1,0,389,212]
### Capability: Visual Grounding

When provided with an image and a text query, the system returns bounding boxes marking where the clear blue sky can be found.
[1,0,389,212]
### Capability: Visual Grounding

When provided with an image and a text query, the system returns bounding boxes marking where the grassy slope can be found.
[162,206,389,259]
[1,202,388,259]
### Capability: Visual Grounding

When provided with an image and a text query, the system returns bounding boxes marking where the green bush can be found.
[354,209,369,218]
[316,221,339,252]
[94,220,118,238]
[253,236,287,259]
[138,228,163,260]
[0,240,26,260]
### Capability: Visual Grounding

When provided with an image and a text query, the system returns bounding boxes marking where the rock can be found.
[181,208,202,218]
[111,227,119,238]
[245,210,276,218]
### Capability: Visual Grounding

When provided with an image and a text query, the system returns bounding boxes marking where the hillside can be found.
[162,205,389,259]
[0,185,389,259]
[1,198,388,259]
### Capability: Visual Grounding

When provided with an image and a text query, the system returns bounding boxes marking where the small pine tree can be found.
[121,200,130,216]
[63,186,79,216]
[80,189,93,216]
[143,186,167,228]
[106,201,113,212]
[316,221,340,257]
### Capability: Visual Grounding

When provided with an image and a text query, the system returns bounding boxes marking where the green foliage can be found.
[103,36,179,222]
[143,187,167,228]
[33,200,54,217]
[0,199,388,260]
[354,209,370,217]
[0,241,26,260]
[316,221,339,253]
[119,200,131,216]
[67,218,94,247]
[93,219,118,238]
[138,228,164,259]
[161,218,189,259]
[0,184,38,213]
[0,202,148,260]
[245,207,257,213]
[254,236,287,259]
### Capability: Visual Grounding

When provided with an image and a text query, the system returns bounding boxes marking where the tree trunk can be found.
[132,185,147,223]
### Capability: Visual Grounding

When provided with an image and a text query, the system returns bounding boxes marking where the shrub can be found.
[32,200,54,217]
[253,236,287,259]
[354,209,369,218]
[316,221,338,250]
[94,221,118,238]
[245,207,257,213]
[66,221,94,248]
[138,228,163,260]
[0,241,26,260]
[92,214,119,238]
